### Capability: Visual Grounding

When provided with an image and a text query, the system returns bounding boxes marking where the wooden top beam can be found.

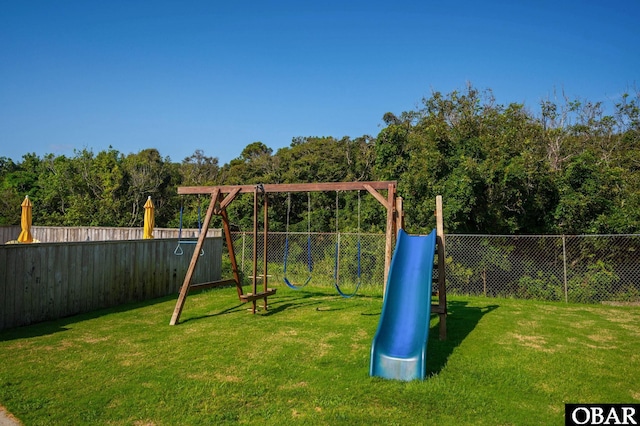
[177,181,397,195]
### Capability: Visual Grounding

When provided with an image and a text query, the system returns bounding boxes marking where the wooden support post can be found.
[362,182,398,296]
[435,195,447,340]
[394,196,404,236]
[252,188,258,314]
[170,188,220,325]
[383,183,396,295]
[263,192,269,311]
[220,206,243,299]
[238,187,277,311]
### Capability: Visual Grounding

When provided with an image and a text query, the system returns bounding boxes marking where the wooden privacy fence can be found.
[0,237,222,331]
[1,226,213,243]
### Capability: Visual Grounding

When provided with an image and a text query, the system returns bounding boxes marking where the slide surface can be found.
[370,229,436,381]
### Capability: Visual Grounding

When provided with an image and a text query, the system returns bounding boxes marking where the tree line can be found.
[1,85,639,235]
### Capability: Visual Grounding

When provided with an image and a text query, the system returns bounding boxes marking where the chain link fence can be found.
[446,234,640,304]
[221,232,640,304]
[225,232,386,295]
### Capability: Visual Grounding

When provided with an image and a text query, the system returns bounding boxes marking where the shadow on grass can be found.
[264,287,383,315]
[178,302,248,323]
[0,285,381,340]
[180,288,341,321]
[0,294,178,342]
[426,300,499,376]
[263,292,323,316]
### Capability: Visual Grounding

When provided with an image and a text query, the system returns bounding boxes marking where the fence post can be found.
[241,232,246,277]
[562,235,568,303]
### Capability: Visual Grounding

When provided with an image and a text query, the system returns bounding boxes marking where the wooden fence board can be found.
[1,226,221,244]
[103,243,114,308]
[37,247,47,323]
[71,244,81,316]
[46,244,56,321]
[80,244,89,313]
[52,244,62,319]
[155,241,165,298]
[0,226,20,244]
[139,241,147,301]
[62,244,71,317]
[154,243,161,294]
[113,243,121,305]
[31,248,45,324]
[24,247,33,325]
[16,247,26,326]
[0,237,221,331]
[120,244,127,301]
[0,246,7,330]
[167,241,180,295]
[5,247,17,326]
[145,241,152,300]
[128,242,136,301]
[0,237,222,330]
[127,243,135,302]
[5,248,16,328]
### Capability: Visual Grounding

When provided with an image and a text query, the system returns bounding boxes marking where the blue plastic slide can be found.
[370,229,436,381]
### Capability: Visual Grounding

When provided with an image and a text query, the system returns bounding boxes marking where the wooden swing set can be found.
[169,181,447,339]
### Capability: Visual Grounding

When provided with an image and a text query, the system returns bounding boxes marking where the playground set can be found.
[169,181,447,381]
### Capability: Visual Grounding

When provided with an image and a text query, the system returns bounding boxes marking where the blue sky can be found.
[1,1,638,165]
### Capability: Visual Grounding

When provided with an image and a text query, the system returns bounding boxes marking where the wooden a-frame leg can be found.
[169,189,219,325]
[220,208,243,299]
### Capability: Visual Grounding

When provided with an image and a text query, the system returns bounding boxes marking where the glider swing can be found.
[282,192,313,290]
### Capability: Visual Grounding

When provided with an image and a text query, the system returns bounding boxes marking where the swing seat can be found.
[240,288,277,302]
[283,276,312,290]
[282,193,314,291]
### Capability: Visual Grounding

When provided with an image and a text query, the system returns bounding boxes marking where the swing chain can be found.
[333,190,362,298]
[283,191,313,290]
[174,195,205,257]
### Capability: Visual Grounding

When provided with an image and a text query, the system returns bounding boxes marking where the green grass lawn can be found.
[1,285,639,425]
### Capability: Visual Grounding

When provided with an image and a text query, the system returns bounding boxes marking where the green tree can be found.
[277,136,381,232]
[36,154,77,225]
[122,149,177,227]
[223,141,276,185]
[0,157,21,225]
[180,149,221,186]
[375,85,559,234]
[553,151,623,234]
